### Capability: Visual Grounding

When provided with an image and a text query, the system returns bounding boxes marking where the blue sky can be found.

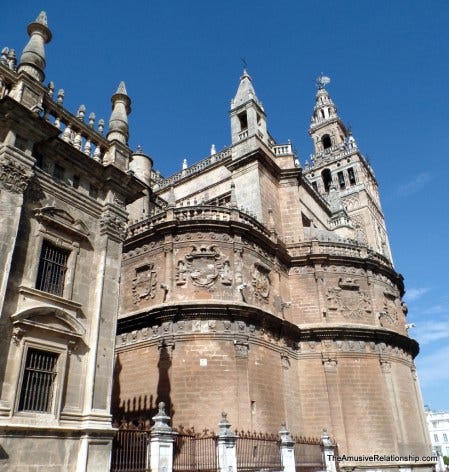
[2,1,448,410]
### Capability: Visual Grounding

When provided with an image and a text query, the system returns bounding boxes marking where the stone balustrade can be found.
[155,147,232,190]
[238,129,249,140]
[128,205,274,240]
[272,143,292,156]
[287,238,392,268]
[41,94,108,162]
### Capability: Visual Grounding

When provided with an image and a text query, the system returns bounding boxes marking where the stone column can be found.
[321,430,337,472]
[279,423,295,472]
[150,402,175,472]
[217,412,237,472]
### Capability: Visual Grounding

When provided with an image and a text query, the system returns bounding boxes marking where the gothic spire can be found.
[231,69,263,110]
[18,11,52,82]
[107,81,131,144]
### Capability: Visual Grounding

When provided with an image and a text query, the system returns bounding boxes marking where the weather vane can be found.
[316,73,331,89]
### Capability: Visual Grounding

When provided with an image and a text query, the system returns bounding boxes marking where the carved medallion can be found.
[251,263,270,302]
[132,263,157,304]
[326,278,371,319]
[176,245,232,289]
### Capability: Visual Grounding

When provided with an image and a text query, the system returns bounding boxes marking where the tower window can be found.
[348,167,356,185]
[337,171,346,189]
[18,348,58,413]
[311,181,318,192]
[321,168,332,192]
[72,175,80,189]
[322,134,332,150]
[301,213,311,227]
[36,240,69,297]
[53,164,65,181]
[238,111,248,130]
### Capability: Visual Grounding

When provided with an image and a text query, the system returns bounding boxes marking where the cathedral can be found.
[0,11,432,472]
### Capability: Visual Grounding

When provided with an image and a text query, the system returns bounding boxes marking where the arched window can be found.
[321,168,332,192]
[322,134,332,150]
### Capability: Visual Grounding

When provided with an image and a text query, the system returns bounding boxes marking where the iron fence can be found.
[111,420,150,472]
[292,435,325,472]
[236,431,282,472]
[173,428,217,472]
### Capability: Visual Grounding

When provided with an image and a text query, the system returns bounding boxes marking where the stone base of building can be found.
[0,427,114,472]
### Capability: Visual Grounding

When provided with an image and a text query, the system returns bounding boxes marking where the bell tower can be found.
[304,76,393,262]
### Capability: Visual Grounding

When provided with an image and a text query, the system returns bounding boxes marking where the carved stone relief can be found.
[326,278,371,320]
[132,263,158,304]
[251,262,271,302]
[380,292,399,327]
[175,245,232,289]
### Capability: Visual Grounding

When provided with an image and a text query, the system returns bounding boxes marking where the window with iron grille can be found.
[36,240,69,297]
[18,348,58,413]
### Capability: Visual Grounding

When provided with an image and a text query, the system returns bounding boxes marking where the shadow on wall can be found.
[111,341,174,427]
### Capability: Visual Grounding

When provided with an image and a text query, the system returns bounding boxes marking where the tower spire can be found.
[230,70,267,145]
[107,81,131,144]
[18,11,52,82]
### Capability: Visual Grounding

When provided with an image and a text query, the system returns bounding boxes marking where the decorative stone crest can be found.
[132,263,157,304]
[0,157,32,193]
[176,245,232,288]
[326,278,371,320]
[251,263,270,302]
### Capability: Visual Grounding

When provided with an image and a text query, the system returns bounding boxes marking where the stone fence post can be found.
[150,402,176,472]
[217,412,237,472]
[321,429,337,472]
[279,423,296,472]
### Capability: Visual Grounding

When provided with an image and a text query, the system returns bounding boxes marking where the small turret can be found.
[129,146,153,186]
[18,11,52,82]
[107,81,131,145]
[230,69,267,145]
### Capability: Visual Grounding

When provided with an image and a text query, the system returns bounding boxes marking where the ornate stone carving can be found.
[0,157,32,193]
[251,263,270,302]
[326,279,371,320]
[176,245,232,289]
[234,341,249,358]
[99,209,127,240]
[132,263,157,304]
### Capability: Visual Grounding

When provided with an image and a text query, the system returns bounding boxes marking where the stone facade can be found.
[0,11,433,472]
[115,76,432,471]
[0,13,144,472]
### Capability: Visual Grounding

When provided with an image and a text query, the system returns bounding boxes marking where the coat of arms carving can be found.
[326,278,371,319]
[176,245,233,289]
[132,263,157,304]
[252,263,270,302]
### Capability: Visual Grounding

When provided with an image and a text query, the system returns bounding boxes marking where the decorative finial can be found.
[182,158,188,170]
[107,82,131,144]
[116,81,127,95]
[77,104,86,120]
[18,11,52,82]
[56,89,64,105]
[210,144,216,155]
[316,73,331,89]
[35,11,48,26]
[47,81,54,97]
[88,112,96,127]
[137,145,143,153]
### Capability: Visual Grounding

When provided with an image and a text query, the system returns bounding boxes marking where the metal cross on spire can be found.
[240,57,248,71]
